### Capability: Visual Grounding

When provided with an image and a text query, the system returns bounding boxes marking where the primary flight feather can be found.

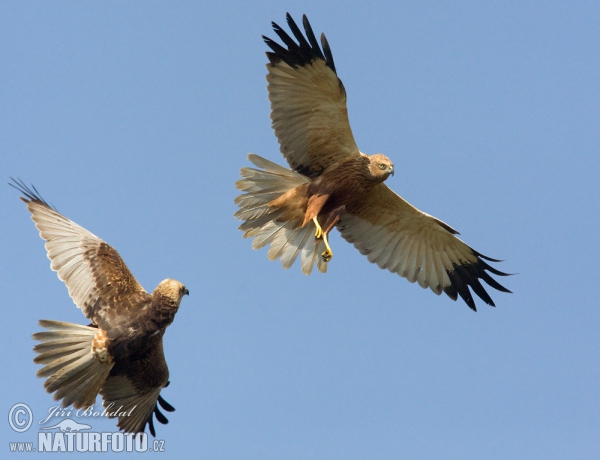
[235,13,511,311]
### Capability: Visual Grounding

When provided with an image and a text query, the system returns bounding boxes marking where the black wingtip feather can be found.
[465,272,495,307]
[434,217,460,235]
[300,15,326,62]
[264,13,337,74]
[480,270,512,294]
[158,395,175,412]
[148,416,156,437]
[263,37,288,65]
[473,249,506,264]
[320,33,336,73]
[154,406,169,425]
[9,178,57,211]
[272,22,299,52]
[443,251,512,311]
[141,393,175,437]
[446,268,478,311]
[443,283,458,302]
[478,258,513,279]
[285,14,310,51]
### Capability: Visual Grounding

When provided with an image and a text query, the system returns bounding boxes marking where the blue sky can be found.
[1,1,599,458]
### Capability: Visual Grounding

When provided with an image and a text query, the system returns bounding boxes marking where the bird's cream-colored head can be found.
[154,278,189,306]
[368,153,394,182]
[151,278,189,329]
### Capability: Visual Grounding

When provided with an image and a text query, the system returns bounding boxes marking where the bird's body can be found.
[12,179,188,435]
[269,153,394,232]
[235,14,511,311]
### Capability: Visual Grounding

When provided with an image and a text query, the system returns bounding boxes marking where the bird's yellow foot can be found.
[321,233,333,261]
[313,217,333,262]
[313,217,324,239]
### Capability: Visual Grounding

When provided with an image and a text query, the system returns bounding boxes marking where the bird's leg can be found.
[312,217,333,262]
[322,205,345,236]
[315,206,345,262]
[313,217,324,239]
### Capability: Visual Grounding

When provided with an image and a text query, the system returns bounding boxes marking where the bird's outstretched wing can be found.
[100,346,174,436]
[11,179,151,329]
[338,184,511,311]
[264,13,361,176]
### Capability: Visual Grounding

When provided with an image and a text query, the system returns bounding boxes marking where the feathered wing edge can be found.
[262,15,360,177]
[100,376,174,436]
[263,13,336,74]
[234,154,328,275]
[338,185,512,311]
[33,320,114,409]
[10,178,149,328]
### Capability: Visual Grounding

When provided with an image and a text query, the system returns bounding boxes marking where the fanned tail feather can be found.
[235,153,328,274]
[33,320,114,409]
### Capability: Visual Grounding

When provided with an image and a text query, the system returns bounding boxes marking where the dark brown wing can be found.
[100,340,173,436]
[11,179,151,330]
[264,14,361,176]
[338,184,511,311]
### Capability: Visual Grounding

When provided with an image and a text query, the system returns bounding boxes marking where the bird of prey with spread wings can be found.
[11,179,189,436]
[235,13,511,311]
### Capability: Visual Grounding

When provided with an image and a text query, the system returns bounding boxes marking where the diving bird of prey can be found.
[11,179,189,436]
[234,14,511,311]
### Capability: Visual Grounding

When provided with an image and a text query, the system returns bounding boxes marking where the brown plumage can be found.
[235,14,511,311]
[11,179,188,436]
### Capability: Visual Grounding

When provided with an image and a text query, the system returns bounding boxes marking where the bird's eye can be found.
[378,163,386,170]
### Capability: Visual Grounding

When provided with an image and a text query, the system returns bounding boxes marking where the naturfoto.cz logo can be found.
[8,403,166,453]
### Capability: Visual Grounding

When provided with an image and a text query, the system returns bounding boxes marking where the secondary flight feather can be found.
[235,13,511,311]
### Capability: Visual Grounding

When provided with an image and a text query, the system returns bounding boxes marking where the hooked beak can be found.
[184,288,190,296]
[389,166,395,176]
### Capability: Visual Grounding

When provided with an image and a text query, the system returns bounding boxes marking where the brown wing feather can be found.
[100,340,171,435]
[338,184,511,311]
[11,179,151,329]
[265,14,361,176]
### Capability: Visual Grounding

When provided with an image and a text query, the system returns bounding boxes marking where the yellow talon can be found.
[313,217,324,239]
[313,218,333,262]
